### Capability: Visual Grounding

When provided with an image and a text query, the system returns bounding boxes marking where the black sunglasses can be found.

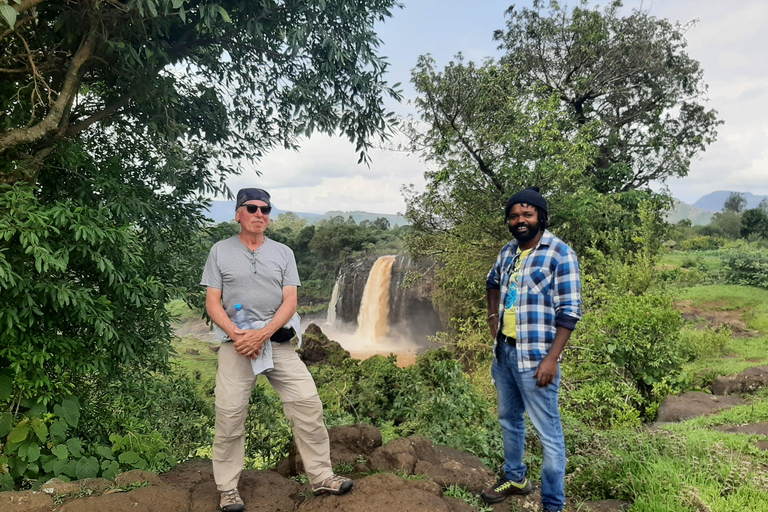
[242,204,271,215]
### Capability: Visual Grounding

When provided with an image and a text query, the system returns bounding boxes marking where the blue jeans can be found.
[492,341,566,512]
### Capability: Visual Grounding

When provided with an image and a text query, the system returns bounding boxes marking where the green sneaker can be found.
[480,476,532,503]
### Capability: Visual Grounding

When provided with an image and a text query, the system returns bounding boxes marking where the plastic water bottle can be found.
[233,303,251,330]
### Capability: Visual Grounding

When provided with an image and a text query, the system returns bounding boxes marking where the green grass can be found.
[567,414,768,511]
[660,250,723,271]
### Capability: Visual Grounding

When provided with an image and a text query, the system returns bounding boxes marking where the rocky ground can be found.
[4,310,767,512]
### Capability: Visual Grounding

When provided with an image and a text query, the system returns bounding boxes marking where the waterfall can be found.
[355,255,396,342]
[326,277,341,326]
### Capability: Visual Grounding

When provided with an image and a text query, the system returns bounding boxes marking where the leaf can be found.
[75,456,99,479]
[52,444,69,460]
[118,451,141,464]
[95,445,115,460]
[101,460,119,480]
[49,419,68,443]
[53,459,69,476]
[0,412,11,437]
[172,0,184,8]
[217,5,231,22]
[66,437,83,458]
[54,396,80,427]
[8,423,29,444]
[0,374,11,401]
[0,5,17,29]
[26,442,41,462]
[31,418,48,442]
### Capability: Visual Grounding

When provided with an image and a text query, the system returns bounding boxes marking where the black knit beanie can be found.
[504,186,548,219]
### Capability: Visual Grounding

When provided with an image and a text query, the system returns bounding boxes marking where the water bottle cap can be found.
[234,303,242,310]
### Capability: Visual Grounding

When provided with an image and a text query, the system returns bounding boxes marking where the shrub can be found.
[722,247,768,289]
[677,325,731,362]
[680,236,727,251]
[0,370,212,490]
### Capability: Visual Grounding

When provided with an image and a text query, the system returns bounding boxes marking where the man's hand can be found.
[232,327,271,359]
[488,315,499,339]
[533,356,558,387]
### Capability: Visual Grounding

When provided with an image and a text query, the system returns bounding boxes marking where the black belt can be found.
[499,334,516,345]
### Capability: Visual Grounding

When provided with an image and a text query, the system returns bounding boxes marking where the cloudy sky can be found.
[225,0,768,215]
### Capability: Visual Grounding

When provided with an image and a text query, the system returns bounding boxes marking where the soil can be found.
[675,300,758,336]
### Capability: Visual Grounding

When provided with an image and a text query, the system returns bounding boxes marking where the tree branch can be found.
[13,0,46,14]
[0,27,97,152]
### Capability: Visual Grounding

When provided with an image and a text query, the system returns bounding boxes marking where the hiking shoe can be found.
[219,488,244,512]
[313,474,354,496]
[480,476,532,503]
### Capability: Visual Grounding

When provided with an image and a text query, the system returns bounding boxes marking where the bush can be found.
[680,236,727,251]
[0,370,212,490]
[723,247,768,289]
[564,292,684,423]
[677,325,731,362]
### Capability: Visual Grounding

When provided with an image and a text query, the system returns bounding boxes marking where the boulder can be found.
[40,477,80,496]
[370,436,495,493]
[655,392,745,422]
[298,324,352,366]
[710,366,768,395]
[277,423,382,477]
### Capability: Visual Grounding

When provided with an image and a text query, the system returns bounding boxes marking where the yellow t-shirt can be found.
[501,248,532,338]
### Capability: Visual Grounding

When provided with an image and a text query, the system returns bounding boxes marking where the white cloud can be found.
[224,0,768,211]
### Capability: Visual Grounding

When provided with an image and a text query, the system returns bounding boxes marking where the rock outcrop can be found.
[298,323,352,366]
[655,391,745,423]
[710,365,768,395]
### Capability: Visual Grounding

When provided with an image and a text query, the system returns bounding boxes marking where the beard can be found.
[509,221,540,243]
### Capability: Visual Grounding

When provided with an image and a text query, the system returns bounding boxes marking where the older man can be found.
[481,186,581,512]
[201,188,352,512]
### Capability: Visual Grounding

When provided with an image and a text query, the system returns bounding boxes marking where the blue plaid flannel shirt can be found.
[486,230,582,370]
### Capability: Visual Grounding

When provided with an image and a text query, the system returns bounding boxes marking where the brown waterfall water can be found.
[355,255,396,342]
[321,255,424,367]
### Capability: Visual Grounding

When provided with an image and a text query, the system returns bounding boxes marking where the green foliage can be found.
[701,211,743,240]
[443,484,494,512]
[2,0,402,184]
[722,245,768,289]
[496,0,720,193]
[677,325,731,362]
[243,384,293,470]
[0,379,209,491]
[741,208,768,240]
[680,236,728,251]
[565,423,768,508]
[723,192,747,214]
[0,183,173,403]
[582,293,684,397]
[312,350,504,469]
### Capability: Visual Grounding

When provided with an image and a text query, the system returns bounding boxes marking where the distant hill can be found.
[693,191,768,213]
[667,200,714,226]
[204,201,408,227]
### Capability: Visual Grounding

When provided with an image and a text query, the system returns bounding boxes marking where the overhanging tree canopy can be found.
[1,0,402,184]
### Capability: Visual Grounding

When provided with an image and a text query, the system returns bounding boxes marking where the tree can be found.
[723,192,747,213]
[1,0,402,403]
[495,0,720,193]
[1,0,401,185]
[759,198,768,213]
[741,208,768,240]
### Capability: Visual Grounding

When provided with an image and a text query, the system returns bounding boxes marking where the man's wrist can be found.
[488,313,499,320]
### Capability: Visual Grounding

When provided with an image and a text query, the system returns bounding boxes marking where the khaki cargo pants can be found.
[213,341,334,491]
